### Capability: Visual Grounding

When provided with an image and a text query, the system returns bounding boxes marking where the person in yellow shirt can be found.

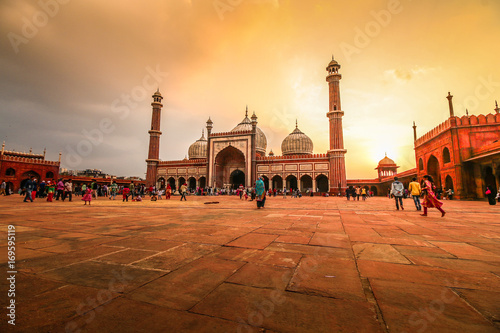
[408,177,422,211]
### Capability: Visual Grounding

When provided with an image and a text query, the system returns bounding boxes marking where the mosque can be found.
[146,57,347,195]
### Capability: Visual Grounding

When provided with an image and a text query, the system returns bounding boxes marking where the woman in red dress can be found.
[421,175,445,217]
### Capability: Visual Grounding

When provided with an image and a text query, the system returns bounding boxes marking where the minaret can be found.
[146,89,163,186]
[326,56,347,195]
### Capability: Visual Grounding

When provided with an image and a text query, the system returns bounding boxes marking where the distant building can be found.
[0,143,60,192]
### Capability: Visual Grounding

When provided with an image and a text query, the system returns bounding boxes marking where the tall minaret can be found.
[146,89,163,186]
[326,56,347,195]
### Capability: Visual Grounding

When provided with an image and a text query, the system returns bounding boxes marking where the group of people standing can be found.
[19,177,73,203]
[391,175,446,217]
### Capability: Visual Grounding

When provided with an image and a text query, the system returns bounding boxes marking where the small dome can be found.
[188,130,207,159]
[231,109,267,155]
[281,123,313,156]
[378,155,396,166]
[268,149,274,156]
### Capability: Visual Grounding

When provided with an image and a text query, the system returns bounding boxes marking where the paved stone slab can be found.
[226,263,293,289]
[37,261,166,291]
[393,244,457,259]
[309,232,350,248]
[454,288,500,328]
[370,279,498,333]
[353,243,412,264]
[287,256,366,301]
[226,233,279,249]
[127,258,244,310]
[131,243,219,271]
[265,242,354,259]
[191,283,383,333]
[430,241,500,261]
[54,297,242,333]
[358,260,500,291]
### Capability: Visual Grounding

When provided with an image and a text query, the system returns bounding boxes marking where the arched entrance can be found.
[178,177,186,189]
[5,168,15,176]
[199,176,206,188]
[316,175,328,193]
[188,177,197,190]
[445,175,454,191]
[167,177,176,191]
[427,155,441,188]
[46,171,54,179]
[157,177,165,189]
[300,175,313,192]
[370,186,378,196]
[286,175,297,190]
[6,182,13,195]
[20,171,41,188]
[484,166,497,195]
[230,170,245,189]
[261,176,269,190]
[214,146,245,188]
[272,175,283,191]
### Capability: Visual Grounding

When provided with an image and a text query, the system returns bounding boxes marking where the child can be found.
[122,186,130,202]
[82,186,92,205]
[47,181,55,202]
[134,195,142,202]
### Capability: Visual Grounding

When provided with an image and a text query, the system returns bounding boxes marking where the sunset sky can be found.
[1,0,499,179]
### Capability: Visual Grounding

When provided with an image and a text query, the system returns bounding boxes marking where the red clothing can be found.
[123,188,130,199]
[422,180,443,208]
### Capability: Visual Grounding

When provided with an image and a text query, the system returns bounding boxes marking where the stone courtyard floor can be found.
[0,194,499,332]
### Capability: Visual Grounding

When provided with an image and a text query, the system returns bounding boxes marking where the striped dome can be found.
[281,123,313,156]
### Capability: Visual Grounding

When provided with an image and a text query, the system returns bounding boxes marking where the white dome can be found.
[281,124,313,156]
[188,131,207,159]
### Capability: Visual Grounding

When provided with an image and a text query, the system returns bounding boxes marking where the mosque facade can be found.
[145,57,347,194]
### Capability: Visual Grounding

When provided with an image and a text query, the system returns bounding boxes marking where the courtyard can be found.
[0,195,499,332]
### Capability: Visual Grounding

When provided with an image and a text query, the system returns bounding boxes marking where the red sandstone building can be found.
[0,143,60,192]
[413,95,500,199]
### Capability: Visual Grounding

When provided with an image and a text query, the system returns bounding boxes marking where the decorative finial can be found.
[413,121,415,126]
[332,54,334,60]
[466,108,469,116]
[496,100,498,108]
[43,147,46,157]
[296,119,298,128]
[29,147,32,153]
[58,151,62,162]
[245,105,248,117]
[385,152,387,157]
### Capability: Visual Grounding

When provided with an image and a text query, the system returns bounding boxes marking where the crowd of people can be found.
[3,175,500,210]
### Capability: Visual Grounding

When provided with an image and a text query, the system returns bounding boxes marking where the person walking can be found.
[255,177,266,209]
[46,181,55,202]
[0,180,7,196]
[130,181,135,200]
[166,184,172,199]
[361,187,367,201]
[180,183,187,201]
[122,186,130,202]
[23,176,35,202]
[408,177,422,211]
[283,187,286,199]
[109,181,118,200]
[391,177,404,210]
[485,186,497,205]
[421,175,446,217]
[63,179,73,202]
[91,180,98,199]
[82,186,92,205]
[355,186,361,201]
